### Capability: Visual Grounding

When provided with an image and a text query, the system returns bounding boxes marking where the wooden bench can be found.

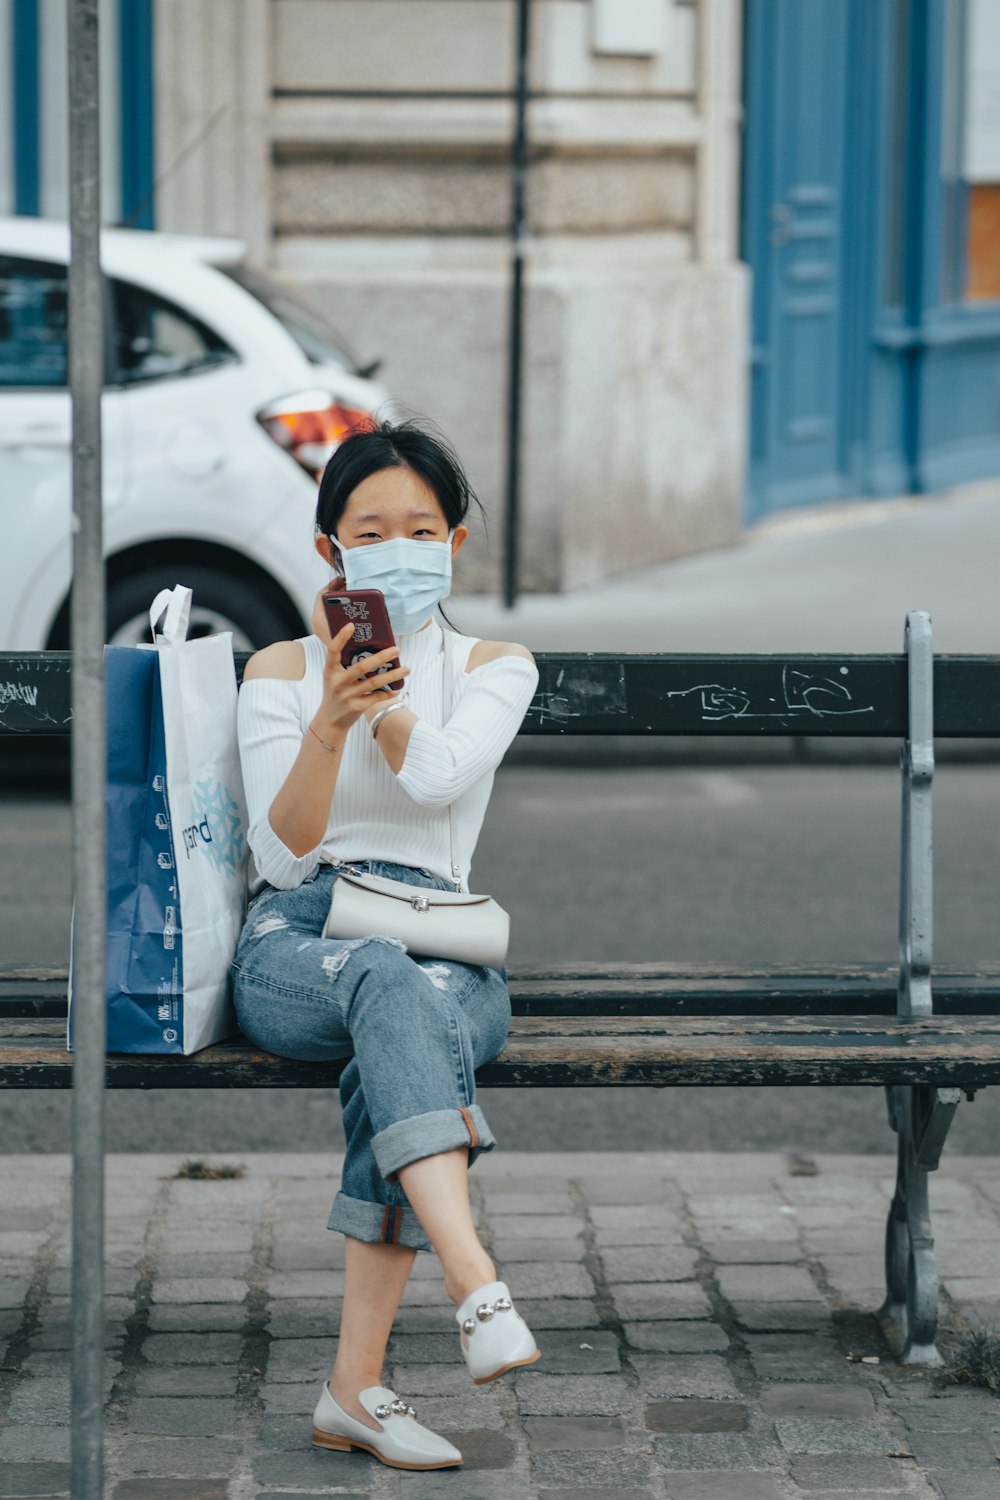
[2,612,1000,1366]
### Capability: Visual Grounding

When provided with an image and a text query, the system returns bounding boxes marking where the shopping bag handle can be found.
[149,585,193,645]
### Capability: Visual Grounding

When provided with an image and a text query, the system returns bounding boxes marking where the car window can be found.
[110,279,236,384]
[0,256,69,388]
[218,262,360,371]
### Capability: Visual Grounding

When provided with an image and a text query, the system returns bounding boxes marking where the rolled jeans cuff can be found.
[327,1191,432,1251]
[373,1104,497,1180]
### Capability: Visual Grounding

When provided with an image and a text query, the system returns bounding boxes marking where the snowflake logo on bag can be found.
[182,777,245,878]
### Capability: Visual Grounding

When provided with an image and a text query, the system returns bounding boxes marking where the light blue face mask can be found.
[334,531,454,636]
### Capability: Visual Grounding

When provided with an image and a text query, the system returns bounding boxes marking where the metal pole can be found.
[502,0,531,609]
[67,2,106,1497]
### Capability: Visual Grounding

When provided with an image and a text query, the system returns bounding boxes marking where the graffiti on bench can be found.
[665,665,876,724]
[0,675,70,733]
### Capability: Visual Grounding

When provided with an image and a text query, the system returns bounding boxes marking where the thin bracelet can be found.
[368,689,408,730]
[308,723,341,754]
[370,698,408,739]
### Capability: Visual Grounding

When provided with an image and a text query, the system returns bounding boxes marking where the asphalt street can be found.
[3,759,999,1154]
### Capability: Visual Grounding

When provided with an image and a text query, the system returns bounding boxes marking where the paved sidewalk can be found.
[1,1150,998,1499]
[450,481,1000,766]
[454,481,1000,656]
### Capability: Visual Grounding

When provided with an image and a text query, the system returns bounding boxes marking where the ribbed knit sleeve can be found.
[237,676,323,890]
[396,656,539,808]
[235,627,537,892]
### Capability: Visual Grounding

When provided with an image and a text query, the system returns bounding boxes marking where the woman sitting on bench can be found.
[232,419,540,1472]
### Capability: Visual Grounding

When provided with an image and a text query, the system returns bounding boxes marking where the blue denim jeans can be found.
[230,861,511,1251]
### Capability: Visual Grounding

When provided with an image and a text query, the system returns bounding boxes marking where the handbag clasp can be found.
[410,894,430,913]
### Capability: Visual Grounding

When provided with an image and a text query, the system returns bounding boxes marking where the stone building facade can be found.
[152,0,747,592]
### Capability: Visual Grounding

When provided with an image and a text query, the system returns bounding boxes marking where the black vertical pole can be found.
[502,0,531,609]
[67,2,106,1496]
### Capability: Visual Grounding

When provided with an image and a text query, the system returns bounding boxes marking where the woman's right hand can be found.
[312,625,410,738]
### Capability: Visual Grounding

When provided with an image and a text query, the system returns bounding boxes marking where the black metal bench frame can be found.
[2,611,999,1366]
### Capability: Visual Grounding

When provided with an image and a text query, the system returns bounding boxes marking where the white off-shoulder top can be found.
[236,616,539,892]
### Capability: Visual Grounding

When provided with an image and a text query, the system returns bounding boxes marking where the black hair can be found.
[315,417,485,570]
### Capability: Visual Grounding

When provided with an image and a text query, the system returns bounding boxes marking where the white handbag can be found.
[323,869,509,967]
[322,627,510,968]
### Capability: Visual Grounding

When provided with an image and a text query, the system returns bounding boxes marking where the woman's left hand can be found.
[311,580,345,643]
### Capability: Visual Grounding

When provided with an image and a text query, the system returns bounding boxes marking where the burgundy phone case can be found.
[321,590,402,691]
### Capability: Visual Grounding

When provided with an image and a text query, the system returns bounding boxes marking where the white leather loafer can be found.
[456,1279,540,1384]
[311,1382,462,1470]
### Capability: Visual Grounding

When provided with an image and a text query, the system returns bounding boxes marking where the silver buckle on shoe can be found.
[410,894,430,912]
[375,1398,417,1419]
[464,1297,513,1335]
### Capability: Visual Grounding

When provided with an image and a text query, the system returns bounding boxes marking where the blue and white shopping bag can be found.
[70,586,248,1054]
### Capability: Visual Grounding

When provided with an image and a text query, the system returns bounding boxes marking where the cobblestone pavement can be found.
[1,1150,998,1499]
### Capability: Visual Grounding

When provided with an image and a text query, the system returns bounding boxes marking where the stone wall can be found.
[154,0,748,592]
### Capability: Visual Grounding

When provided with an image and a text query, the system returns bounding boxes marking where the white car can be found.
[0,217,393,650]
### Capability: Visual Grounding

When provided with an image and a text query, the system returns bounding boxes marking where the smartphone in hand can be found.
[321,589,403,692]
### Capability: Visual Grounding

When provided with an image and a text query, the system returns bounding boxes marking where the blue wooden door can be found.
[743,0,854,518]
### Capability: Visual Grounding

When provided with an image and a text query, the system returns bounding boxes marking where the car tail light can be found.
[256,390,372,480]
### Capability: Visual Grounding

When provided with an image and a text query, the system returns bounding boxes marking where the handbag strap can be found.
[441,626,464,892]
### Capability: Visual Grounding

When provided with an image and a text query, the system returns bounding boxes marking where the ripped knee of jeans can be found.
[248,913,290,939]
[320,933,407,982]
[420,962,453,992]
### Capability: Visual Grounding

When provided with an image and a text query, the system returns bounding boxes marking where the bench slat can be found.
[511,970,1000,1016]
[4,965,1000,1019]
[4,1015,1000,1090]
[4,652,1000,738]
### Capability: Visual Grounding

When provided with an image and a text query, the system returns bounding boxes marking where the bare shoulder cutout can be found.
[242,640,306,682]
[465,639,535,673]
